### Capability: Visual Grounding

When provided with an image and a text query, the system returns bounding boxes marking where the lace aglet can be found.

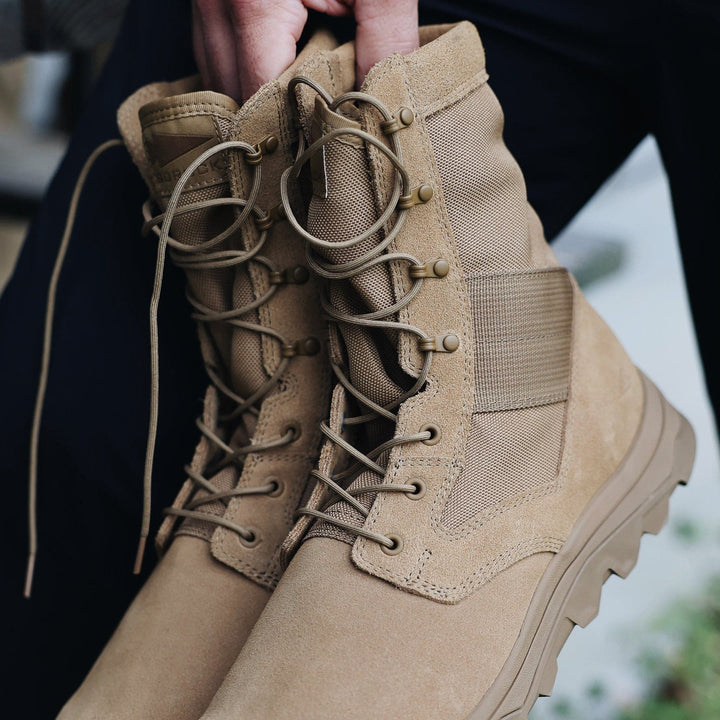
[133,535,148,575]
[24,553,36,599]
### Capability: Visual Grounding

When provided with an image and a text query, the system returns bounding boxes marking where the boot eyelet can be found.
[244,135,279,165]
[380,107,415,134]
[269,265,309,285]
[418,334,460,353]
[398,184,434,210]
[420,423,442,446]
[284,422,302,442]
[409,258,450,279]
[381,534,404,555]
[406,479,426,500]
[267,477,285,497]
[240,528,261,548]
[282,337,321,357]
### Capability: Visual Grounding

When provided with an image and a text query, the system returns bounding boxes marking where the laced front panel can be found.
[135,139,309,570]
[24,134,311,596]
[279,78,447,552]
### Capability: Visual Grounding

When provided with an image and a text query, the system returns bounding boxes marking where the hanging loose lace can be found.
[279,78,442,551]
[26,138,124,598]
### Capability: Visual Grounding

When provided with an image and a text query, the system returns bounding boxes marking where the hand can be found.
[191,0,419,101]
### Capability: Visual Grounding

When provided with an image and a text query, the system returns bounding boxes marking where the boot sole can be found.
[467,372,695,720]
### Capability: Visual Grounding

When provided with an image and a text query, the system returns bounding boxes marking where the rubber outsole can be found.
[467,373,696,720]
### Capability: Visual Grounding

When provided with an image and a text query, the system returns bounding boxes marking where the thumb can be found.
[353,0,419,85]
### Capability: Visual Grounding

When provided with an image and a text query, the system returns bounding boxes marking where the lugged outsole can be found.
[468,375,696,720]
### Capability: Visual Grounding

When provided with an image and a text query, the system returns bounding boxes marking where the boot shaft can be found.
[282,22,644,601]
[119,81,295,400]
[193,25,692,720]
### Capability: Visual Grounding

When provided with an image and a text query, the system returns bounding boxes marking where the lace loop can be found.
[135,138,302,572]
[280,80,449,552]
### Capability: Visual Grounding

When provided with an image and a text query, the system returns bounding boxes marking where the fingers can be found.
[191,0,419,102]
[304,0,419,84]
[228,0,308,101]
[192,0,307,102]
[353,0,419,84]
[192,0,243,100]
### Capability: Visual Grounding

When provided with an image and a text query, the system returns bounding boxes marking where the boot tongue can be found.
[135,90,268,405]
[297,66,413,542]
[121,88,266,536]
[303,93,409,410]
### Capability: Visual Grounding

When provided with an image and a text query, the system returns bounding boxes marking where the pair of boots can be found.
[59,23,694,720]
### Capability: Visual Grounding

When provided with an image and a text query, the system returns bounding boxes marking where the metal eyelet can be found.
[240,528,261,548]
[420,424,442,446]
[397,184,434,210]
[405,479,426,500]
[281,337,321,357]
[267,477,285,497]
[244,135,279,165]
[380,107,415,134]
[409,258,450,279]
[418,334,460,353]
[284,422,302,442]
[269,265,309,285]
[381,534,404,555]
[254,203,286,231]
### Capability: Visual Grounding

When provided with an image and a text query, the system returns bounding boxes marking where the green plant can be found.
[620,577,720,720]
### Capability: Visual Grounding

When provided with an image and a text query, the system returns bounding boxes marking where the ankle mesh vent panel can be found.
[425,80,532,275]
[441,402,565,530]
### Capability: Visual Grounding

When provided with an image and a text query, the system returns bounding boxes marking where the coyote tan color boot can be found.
[200,23,695,720]
[57,32,334,720]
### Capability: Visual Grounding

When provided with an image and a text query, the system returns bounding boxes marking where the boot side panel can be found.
[555,285,644,538]
[348,22,643,603]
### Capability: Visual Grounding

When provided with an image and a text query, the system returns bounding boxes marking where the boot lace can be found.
[136,138,311,570]
[26,136,309,595]
[26,139,123,596]
[279,78,446,552]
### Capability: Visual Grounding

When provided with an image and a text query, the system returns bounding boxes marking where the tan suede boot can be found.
[57,32,334,720]
[200,23,695,720]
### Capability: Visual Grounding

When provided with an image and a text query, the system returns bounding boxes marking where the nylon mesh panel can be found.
[425,81,532,274]
[441,401,565,530]
[308,141,387,298]
[425,81,572,532]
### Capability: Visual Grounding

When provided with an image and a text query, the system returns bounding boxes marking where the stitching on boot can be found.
[353,57,475,590]
[360,535,563,604]
[419,70,489,117]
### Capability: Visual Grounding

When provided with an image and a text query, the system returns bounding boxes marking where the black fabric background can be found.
[1,1,718,715]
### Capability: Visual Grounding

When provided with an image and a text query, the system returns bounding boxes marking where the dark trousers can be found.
[1,0,718,715]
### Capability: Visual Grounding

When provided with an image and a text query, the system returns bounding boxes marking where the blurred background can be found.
[0,3,718,719]
[0,52,69,288]
[0,0,128,289]
[0,0,127,286]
